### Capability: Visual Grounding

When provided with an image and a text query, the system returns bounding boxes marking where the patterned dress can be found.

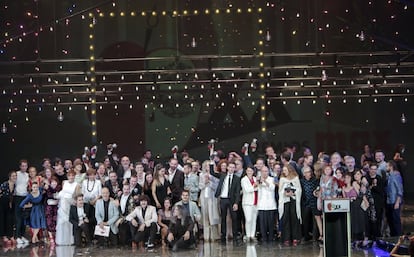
[44,185,61,233]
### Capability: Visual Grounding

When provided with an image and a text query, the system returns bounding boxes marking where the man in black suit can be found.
[69,194,91,247]
[167,158,184,204]
[116,183,136,247]
[210,161,242,245]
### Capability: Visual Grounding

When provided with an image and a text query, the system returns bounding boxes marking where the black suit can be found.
[169,169,184,204]
[69,204,91,247]
[108,154,128,179]
[210,167,241,242]
[118,194,135,246]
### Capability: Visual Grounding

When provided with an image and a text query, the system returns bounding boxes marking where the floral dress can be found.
[44,185,61,233]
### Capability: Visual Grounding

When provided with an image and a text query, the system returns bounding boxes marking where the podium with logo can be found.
[323,199,351,257]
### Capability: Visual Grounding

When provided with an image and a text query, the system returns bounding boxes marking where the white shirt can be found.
[220,174,233,198]
[168,169,176,183]
[123,169,132,180]
[257,176,277,210]
[82,179,102,203]
[77,207,85,225]
[120,194,130,214]
[15,171,29,197]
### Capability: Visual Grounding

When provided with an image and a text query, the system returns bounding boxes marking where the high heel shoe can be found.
[2,237,10,245]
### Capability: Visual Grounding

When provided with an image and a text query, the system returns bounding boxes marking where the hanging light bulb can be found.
[57,112,64,122]
[1,123,7,134]
[191,37,197,48]
[401,113,407,124]
[321,70,328,81]
[359,30,365,41]
[265,30,271,41]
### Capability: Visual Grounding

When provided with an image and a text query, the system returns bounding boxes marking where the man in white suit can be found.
[95,187,120,247]
[126,194,158,249]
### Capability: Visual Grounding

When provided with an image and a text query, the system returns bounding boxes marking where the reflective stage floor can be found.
[3,200,414,257]
[0,241,392,257]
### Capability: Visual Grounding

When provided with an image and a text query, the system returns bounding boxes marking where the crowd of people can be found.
[0,141,407,252]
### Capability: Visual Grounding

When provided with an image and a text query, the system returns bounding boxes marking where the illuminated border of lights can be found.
[89,13,97,143]
[257,9,267,134]
[96,7,263,19]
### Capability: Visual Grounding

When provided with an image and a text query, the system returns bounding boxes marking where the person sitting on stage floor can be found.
[126,194,158,249]
[167,205,196,251]
[69,194,91,247]
[390,235,414,257]
[114,183,135,247]
[174,189,201,223]
[95,187,120,247]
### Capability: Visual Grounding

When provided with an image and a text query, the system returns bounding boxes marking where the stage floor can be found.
[0,241,392,257]
[2,201,414,257]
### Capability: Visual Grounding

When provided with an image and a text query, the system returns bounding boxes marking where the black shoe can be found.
[172,244,178,252]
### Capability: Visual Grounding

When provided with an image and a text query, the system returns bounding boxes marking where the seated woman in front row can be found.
[166,205,196,251]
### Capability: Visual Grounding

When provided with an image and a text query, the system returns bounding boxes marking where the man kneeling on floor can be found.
[126,194,157,249]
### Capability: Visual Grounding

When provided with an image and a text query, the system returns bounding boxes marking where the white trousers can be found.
[242,204,258,238]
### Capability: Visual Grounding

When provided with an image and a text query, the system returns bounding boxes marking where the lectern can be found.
[323,198,351,257]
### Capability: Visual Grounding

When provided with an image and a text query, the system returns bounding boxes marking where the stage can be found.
[0,240,394,257]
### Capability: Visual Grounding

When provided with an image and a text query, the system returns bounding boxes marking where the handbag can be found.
[94,225,110,237]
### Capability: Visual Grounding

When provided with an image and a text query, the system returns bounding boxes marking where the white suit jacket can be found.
[126,205,158,227]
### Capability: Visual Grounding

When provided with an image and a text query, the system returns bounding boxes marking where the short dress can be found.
[19,188,46,229]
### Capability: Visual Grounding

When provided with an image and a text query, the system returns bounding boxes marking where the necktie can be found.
[228,175,232,198]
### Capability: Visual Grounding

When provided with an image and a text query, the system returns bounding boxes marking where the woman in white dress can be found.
[56,170,81,245]
[199,160,220,241]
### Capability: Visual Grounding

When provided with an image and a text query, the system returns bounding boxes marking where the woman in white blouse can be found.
[241,167,259,242]
[81,168,102,232]
[278,164,302,246]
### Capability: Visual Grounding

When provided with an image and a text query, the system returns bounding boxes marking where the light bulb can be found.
[1,123,7,134]
[359,30,365,41]
[57,112,64,122]
[191,37,197,48]
[265,30,271,41]
[321,70,328,81]
[401,113,407,124]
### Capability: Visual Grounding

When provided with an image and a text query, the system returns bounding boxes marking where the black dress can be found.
[155,180,170,208]
[168,216,195,250]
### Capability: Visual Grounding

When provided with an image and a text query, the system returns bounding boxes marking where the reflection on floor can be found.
[1,241,392,257]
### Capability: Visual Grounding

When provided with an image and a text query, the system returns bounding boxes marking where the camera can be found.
[284,183,296,193]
